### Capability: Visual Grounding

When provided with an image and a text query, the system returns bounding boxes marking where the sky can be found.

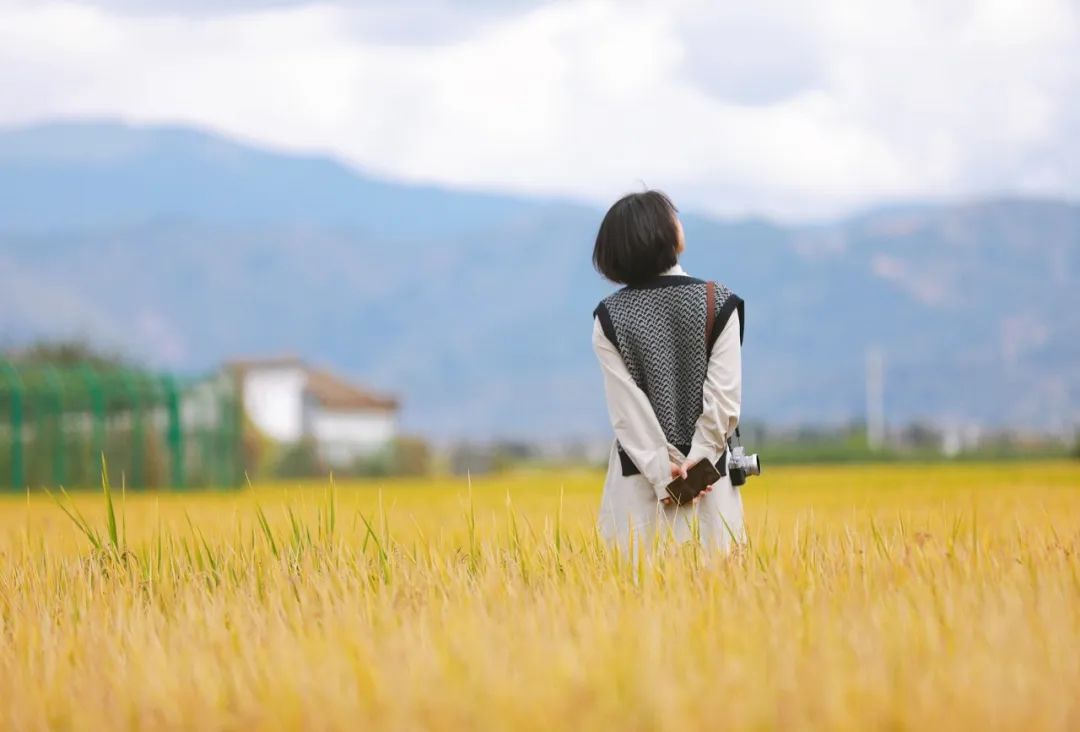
[1,0,1078,219]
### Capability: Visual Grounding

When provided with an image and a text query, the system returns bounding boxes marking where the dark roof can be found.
[305,368,399,412]
[225,355,304,372]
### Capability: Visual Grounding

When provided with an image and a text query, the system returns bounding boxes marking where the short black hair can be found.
[592,190,680,286]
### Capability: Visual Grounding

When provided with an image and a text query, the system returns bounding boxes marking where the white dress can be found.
[594,264,745,553]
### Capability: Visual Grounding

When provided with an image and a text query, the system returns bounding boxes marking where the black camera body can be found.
[727,444,762,487]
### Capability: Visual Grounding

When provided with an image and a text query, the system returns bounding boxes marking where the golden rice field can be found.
[1,461,1079,730]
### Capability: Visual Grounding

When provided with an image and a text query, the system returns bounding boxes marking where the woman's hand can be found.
[659,460,714,507]
[656,462,717,507]
[659,461,685,506]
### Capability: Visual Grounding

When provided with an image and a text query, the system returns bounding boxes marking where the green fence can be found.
[0,361,242,491]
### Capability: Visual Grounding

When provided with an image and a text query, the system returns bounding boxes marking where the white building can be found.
[228,356,399,466]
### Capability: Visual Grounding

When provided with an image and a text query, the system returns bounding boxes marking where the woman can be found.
[592,190,745,553]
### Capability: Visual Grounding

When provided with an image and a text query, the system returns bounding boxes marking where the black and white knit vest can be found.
[594,274,744,476]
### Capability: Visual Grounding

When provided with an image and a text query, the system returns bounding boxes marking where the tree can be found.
[274,438,324,479]
[393,436,432,476]
[4,339,132,370]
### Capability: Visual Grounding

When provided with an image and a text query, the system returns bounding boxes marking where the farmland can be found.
[1,462,1079,730]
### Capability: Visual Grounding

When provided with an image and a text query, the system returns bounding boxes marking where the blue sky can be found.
[1,0,1077,219]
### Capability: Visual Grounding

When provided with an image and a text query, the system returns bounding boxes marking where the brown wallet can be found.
[665,459,722,505]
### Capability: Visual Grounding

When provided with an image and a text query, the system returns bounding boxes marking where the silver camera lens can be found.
[728,446,762,481]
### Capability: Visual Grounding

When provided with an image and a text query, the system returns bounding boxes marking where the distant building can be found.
[228,356,399,466]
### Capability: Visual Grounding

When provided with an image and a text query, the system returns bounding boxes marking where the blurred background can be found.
[0,0,1077,488]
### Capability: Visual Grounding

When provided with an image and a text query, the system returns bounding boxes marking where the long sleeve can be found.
[685,311,742,468]
[592,317,681,501]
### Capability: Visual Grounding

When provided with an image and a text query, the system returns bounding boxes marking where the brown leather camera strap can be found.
[705,280,716,345]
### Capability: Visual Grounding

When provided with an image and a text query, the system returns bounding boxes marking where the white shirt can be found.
[592,264,745,551]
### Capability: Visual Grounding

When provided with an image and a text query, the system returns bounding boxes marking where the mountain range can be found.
[1,120,1077,438]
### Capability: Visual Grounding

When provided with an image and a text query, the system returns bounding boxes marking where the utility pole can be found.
[866,347,885,450]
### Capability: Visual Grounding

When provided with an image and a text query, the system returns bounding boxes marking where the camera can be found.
[727,445,761,487]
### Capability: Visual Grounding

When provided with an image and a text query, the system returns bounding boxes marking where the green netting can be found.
[0,361,242,491]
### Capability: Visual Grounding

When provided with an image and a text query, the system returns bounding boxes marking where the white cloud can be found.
[0,0,1077,219]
